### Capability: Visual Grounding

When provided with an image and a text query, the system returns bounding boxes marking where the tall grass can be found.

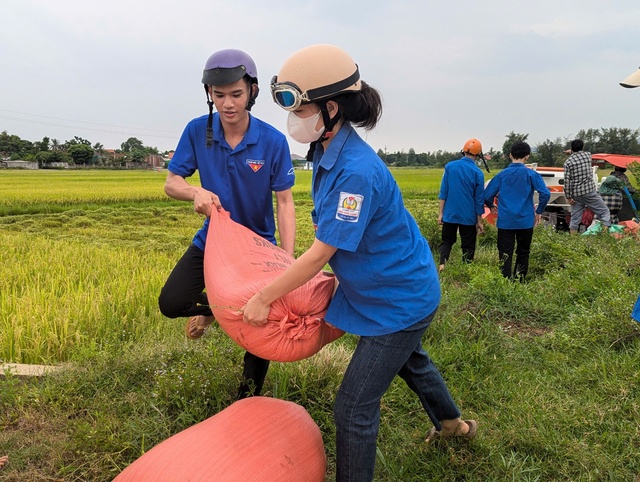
[0,232,176,363]
[0,168,447,363]
[1,168,639,481]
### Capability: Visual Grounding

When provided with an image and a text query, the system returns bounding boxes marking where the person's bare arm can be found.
[242,238,337,326]
[275,188,296,257]
[164,171,222,216]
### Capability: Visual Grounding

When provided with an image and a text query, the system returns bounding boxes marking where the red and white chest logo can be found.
[246,159,265,172]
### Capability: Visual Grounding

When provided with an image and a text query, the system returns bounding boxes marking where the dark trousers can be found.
[439,222,477,265]
[158,244,270,399]
[497,228,533,280]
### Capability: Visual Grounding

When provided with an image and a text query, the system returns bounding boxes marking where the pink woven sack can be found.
[204,209,343,362]
[114,397,326,481]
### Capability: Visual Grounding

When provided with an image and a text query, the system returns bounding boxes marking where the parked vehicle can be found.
[526,164,598,231]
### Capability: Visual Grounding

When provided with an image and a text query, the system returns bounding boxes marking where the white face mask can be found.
[287,111,324,144]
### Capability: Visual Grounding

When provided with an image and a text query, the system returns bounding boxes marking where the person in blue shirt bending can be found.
[242,44,476,482]
[484,141,550,280]
[438,138,487,272]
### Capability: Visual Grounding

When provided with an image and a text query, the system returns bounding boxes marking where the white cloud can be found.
[511,8,640,39]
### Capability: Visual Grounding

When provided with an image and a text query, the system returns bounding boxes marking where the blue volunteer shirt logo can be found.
[336,192,364,222]
[246,159,265,172]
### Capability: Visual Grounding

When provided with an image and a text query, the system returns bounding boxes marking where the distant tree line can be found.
[3,127,640,170]
[377,127,640,169]
[0,131,163,167]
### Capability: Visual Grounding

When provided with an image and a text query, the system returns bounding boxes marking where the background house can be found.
[1,160,39,169]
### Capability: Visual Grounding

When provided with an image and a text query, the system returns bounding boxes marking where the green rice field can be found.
[0,168,447,364]
[1,167,639,481]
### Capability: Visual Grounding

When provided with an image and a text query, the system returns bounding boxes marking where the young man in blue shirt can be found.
[484,141,550,280]
[438,138,487,272]
[158,49,296,399]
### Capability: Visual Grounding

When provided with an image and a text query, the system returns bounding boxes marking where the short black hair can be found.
[571,139,584,152]
[510,141,531,160]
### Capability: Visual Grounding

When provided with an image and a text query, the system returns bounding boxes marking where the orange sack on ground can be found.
[114,397,327,482]
[619,219,639,234]
[204,208,344,362]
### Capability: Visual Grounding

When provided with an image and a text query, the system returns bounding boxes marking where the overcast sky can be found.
[2,0,639,156]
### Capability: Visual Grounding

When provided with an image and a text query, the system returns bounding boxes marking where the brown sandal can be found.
[425,419,477,443]
[184,316,214,340]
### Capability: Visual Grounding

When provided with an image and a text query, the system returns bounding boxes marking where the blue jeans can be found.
[334,309,461,482]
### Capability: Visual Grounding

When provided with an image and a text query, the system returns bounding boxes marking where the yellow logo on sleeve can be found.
[336,192,364,222]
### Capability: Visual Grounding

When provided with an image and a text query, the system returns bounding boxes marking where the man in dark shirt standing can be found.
[564,139,611,234]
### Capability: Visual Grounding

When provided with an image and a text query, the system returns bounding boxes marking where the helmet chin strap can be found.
[478,152,490,173]
[318,100,339,142]
[205,85,214,148]
[305,101,340,163]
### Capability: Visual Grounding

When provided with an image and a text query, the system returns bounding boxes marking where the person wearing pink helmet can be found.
[243,44,476,481]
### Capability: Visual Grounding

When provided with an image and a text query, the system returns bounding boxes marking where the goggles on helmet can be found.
[270,78,310,111]
[270,66,360,111]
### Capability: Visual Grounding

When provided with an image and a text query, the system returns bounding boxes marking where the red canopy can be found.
[591,153,640,168]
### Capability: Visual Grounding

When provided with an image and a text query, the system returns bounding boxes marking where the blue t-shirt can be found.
[632,295,640,322]
[311,123,441,336]
[483,163,551,229]
[438,156,486,225]
[169,113,294,250]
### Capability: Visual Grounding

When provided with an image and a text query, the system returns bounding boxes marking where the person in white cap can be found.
[620,67,640,88]
[619,67,640,326]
